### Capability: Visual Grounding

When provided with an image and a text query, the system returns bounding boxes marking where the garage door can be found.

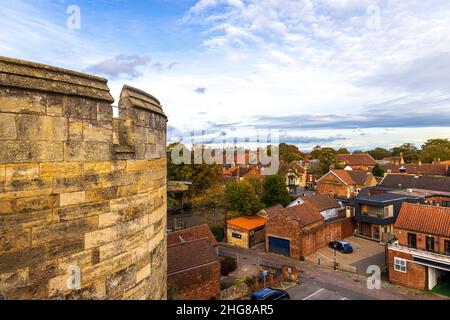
[268,237,290,257]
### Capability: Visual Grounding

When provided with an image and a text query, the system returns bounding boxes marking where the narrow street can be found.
[218,244,447,300]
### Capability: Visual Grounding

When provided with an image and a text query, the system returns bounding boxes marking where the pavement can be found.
[306,236,386,275]
[218,243,448,300]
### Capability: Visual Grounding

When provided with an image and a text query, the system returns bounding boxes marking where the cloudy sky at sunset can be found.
[1,0,450,151]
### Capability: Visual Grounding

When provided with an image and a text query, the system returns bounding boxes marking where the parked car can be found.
[250,288,290,300]
[329,240,353,253]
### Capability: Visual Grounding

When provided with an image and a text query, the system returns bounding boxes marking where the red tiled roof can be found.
[336,154,376,166]
[384,164,449,176]
[167,239,220,275]
[303,194,340,212]
[167,224,217,247]
[284,202,324,227]
[227,216,267,231]
[331,170,373,186]
[395,203,450,238]
[258,204,285,219]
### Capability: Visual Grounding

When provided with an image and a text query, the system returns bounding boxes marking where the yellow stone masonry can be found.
[0,57,168,300]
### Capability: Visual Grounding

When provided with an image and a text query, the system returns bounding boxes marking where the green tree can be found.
[262,175,290,207]
[225,180,262,215]
[336,148,350,155]
[420,139,450,163]
[245,175,264,198]
[390,143,419,163]
[279,143,304,163]
[368,148,390,160]
[167,142,222,196]
[372,163,385,177]
[316,147,338,176]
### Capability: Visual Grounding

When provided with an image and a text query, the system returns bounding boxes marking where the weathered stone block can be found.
[0,89,46,115]
[68,119,83,141]
[31,216,98,246]
[86,142,111,161]
[83,161,111,175]
[0,113,16,140]
[106,265,137,298]
[0,226,30,255]
[126,160,148,172]
[54,202,109,222]
[0,247,46,273]
[5,163,39,181]
[46,95,63,117]
[83,120,112,142]
[53,174,101,194]
[97,103,113,122]
[40,162,83,177]
[60,191,86,207]
[0,141,64,164]
[17,114,68,141]
[64,97,97,120]
[14,195,59,214]
[6,177,51,193]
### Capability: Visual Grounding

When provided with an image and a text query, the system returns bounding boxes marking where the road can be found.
[218,244,446,300]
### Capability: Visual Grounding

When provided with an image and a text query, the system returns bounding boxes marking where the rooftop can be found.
[395,203,450,238]
[167,238,220,275]
[227,215,267,231]
[336,154,377,166]
[380,174,450,193]
[167,224,217,247]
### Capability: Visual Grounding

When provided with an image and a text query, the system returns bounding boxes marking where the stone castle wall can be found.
[0,57,167,300]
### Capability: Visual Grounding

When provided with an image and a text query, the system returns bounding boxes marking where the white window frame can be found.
[394,257,407,273]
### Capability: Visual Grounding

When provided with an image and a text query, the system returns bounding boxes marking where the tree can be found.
[167,142,222,196]
[279,143,304,163]
[372,163,385,177]
[368,148,390,160]
[262,175,290,207]
[336,148,350,155]
[420,139,450,163]
[316,147,338,176]
[245,174,264,198]
[390,143,419,163]
[225,180,262,215]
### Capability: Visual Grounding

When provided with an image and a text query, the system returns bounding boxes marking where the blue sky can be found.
[1,0,450,151]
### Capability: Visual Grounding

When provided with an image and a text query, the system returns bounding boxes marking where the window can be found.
[426,236,435,252]
[394,258,407,273]
[443,201,450,207]
[445,240,450,256]
[408,233,417,249]
[232,232,242,239]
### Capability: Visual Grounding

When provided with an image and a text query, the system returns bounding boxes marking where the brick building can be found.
[335,154,377,171]
[316,169,377,199]
[167,225,220,300]
[265,195,353,259]
[387,203,450,291]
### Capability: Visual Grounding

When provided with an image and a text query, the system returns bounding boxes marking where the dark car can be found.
[329,240,353,253]
[250,288,290,301]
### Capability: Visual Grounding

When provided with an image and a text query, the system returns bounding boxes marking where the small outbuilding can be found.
[226,216,267,249]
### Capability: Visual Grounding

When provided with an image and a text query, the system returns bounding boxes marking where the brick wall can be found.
[302,218,354,256]
[266,214,302,259]
[168,262,220,300]
[387,249,426,290]
[395,229,450,255]
[316,174,352,198]
[0,57,167,300]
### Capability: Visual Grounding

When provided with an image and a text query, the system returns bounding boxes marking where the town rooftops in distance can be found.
[335,154,377,166]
